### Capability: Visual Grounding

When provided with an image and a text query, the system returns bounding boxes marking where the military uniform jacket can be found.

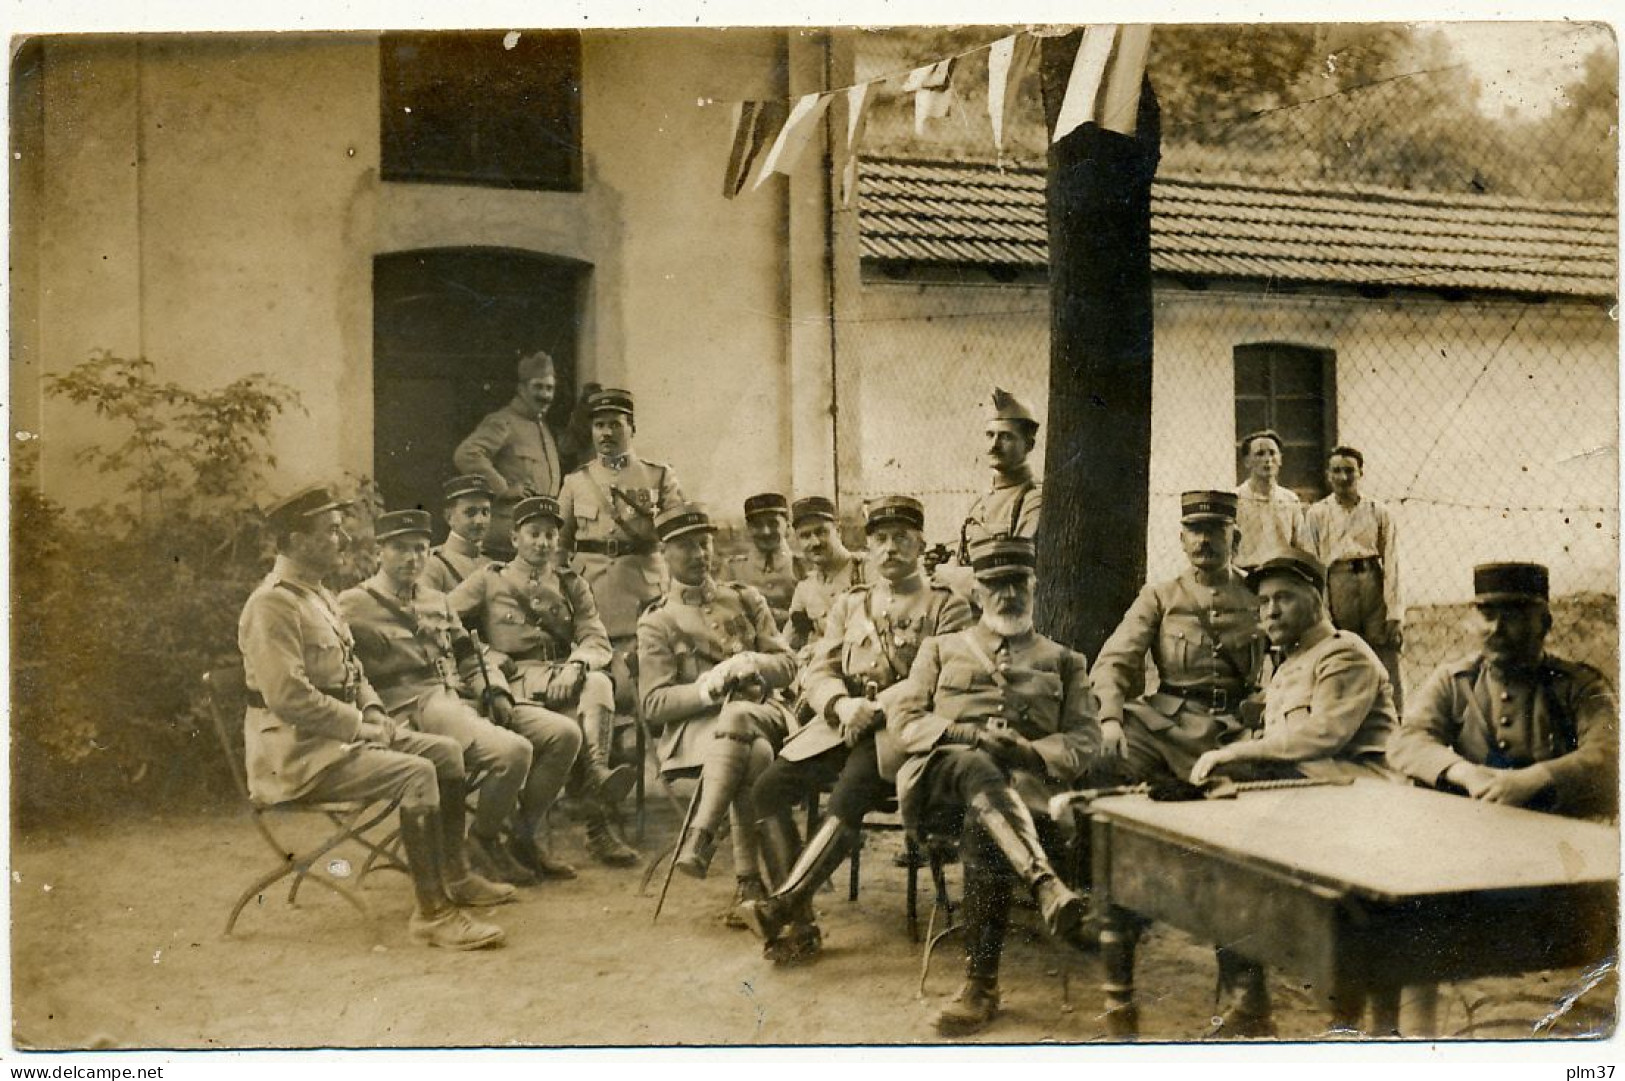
[237,556,384,805]
[337,574,505,716]
[1389,652,1618,817]
[887,625,1098,825]
[787,555,865,652]
[781,575,972,765]
[959,466,1042,559]
[448,560,613,676]
[559,455,684,638]
[637,579,797,770]
[1092,568,1265,729]
[422,532,492,595]
[1247,625,1396,777]
[453,397,564,501]
[720,543,803,627]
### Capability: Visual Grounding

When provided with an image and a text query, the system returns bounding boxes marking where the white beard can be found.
[981,611,1033,638]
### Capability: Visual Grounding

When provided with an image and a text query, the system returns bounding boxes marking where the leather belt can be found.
[245,686,355,709]
[575,538,655,558]
[1331,557,1380,575]
[513,641,566,664]
[1161,684,1241,714]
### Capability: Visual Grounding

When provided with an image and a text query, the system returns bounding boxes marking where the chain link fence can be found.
[835,24,1618,689]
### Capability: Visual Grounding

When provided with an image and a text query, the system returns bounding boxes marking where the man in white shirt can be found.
[1232,429,1305,570]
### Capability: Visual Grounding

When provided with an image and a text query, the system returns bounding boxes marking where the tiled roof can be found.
[859,158,1618,299]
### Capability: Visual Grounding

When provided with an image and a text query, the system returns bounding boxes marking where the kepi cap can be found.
[1245,548,1327,594]
[865,495,926,533]
[1474,562,1549,606]
[791,496,837,527]
[513,495,564,529]
[969,537,1036,582]
[587,387,635,418]
[1181,489,1238,524]
[655,502,717,543]
[264,485,352,533]
[374,509,433,543]
[442,474,494,504]
[744,492,790,520]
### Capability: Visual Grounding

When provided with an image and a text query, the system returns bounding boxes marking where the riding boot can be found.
[438,779,517,907]
[676,731,755,878]
[398,806,505,950]
[967,788,1083,941]
[584,800,640,867]
[935,866,1009,1036]
[1210,947,1275,1038]
[755,808,802,890]
[743,816,858,949]
[579,703,638,810]
[510,809,578,880]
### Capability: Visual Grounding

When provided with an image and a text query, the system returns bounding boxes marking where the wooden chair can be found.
[204,667,408,938]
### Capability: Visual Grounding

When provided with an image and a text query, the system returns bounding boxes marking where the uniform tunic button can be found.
[1496,738,1511,751]
[1499,690,1510,701]
[1498,716,1513,727]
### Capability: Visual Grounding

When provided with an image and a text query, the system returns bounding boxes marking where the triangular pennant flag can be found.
[1051,24,1153,143]
[903,57,956,136]
[753,91,833,190]
[838,81,876,207]
[723,99,790,199]
[986,33,1037,151]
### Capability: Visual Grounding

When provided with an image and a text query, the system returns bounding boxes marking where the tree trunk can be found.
[1034,33,1161,660]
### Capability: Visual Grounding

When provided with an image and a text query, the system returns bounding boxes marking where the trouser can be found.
[752,736,894,829]
[304,729,463,810]
[1083,706,1243,790]
[504,702,585,831]
[411,688,533,837]
[1327,561,1403,710]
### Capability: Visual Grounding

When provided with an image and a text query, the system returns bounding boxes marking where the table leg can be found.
[1367,983,1402,1036]
[1101,904,1140,1038]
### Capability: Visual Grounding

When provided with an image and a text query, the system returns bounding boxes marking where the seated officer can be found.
[742,496,971,964]
[450,496,639,873]
[339,510,547,888]
[1089,490,1266,788]
[887,537,1096,1037]
[637,503,797,913]
[785,496,865,655]
[720,492,803,629]
[239,487,506,949]
[422,474,496,593]
[1389,562,1618,818]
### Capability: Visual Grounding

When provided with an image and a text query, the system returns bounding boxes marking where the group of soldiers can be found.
[237,351,1617,1039]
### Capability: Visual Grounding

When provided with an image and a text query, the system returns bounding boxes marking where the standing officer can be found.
[936,389,1043,607]
[637,503,797,911]
[743,496,972,964]
[339,509,547,888]
[454,350,566,555]
[450,495,640,872]
[720,492,803,628]
[239,486,507,949]
[1233,429,1306,570]
[785,496,864,654]
[1389,562,1617,818]
[422,474,496,594]
[888,537,1095,1037]
[558,387,685,711]
[1089,491,1267,789]
[1302,446,1405,708]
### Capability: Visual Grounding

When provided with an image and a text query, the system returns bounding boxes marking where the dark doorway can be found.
[373,247,586,519]
[1233,341,1338,502]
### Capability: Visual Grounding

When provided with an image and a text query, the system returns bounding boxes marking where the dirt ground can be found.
[11,794,1615,1050]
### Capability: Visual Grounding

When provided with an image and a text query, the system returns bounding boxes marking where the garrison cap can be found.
[517,350,555,382]
[1180,489,1238,524]
[1245,548,1327,594]
[744,492,791,520]
[791,496,838,527]
[587,387,635,418]
[988,387,1039,433]
[442,474,494,504]
[1474,562,1550,606]
[264,485,352,533]
[865,495,926,533]
[970,537,1037,582]
[513,495,564,529]
[655,502,717,543]
[374,509,434,543]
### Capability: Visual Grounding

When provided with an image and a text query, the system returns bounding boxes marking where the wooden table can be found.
[1087,782,1619,1037]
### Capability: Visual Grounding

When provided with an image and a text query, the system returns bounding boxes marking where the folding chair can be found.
[204,666,408,938]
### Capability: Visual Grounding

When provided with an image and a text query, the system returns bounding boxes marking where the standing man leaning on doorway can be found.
[455,350,566,557]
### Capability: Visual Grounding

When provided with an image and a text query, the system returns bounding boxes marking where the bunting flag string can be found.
[710,26,1151,200]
